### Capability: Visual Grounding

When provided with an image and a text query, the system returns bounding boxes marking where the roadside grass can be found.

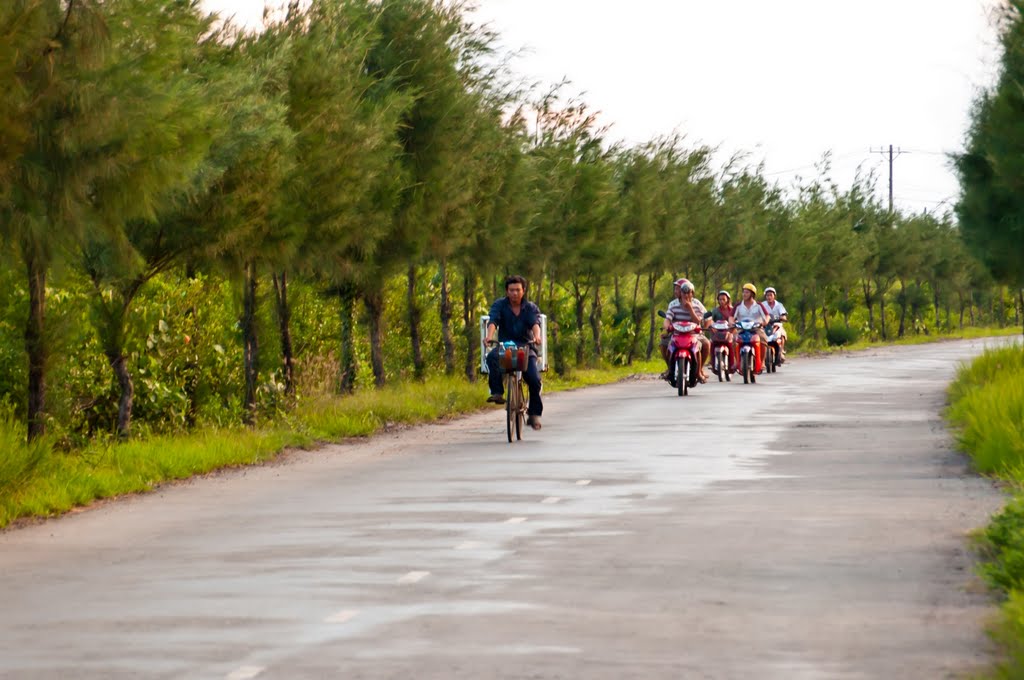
[0,360,663,530]
[946,342,1024,678]
[793,325,1022,355]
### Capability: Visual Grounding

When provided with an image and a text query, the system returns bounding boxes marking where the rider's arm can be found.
[485,322,497,344]
[531,323,542,345]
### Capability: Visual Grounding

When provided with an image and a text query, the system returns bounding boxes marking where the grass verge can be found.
[0,360,663,530]
[946,342,1024,678]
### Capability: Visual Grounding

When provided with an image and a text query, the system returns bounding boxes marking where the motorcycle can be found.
[708,320,732,382]
[764,320,785,373]
[658,310,703,396]
[734,318,763,384]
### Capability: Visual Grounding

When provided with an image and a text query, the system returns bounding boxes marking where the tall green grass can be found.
[947,343,1024,678]
[948,343,1024,476]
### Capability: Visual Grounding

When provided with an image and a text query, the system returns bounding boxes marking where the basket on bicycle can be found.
[498,345,529,372]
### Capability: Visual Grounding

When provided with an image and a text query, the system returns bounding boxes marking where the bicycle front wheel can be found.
[505,374,515,443]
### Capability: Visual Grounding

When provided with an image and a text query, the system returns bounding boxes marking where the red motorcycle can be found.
[708,320,733,382]
[659,311,704,396]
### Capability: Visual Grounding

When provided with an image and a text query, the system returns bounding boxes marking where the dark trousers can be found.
[486,348,543,416]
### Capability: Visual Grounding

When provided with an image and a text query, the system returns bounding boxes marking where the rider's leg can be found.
[756,329,769,372]
[485,347,504,397]
[697,335,711,379]
[524,355,543,416]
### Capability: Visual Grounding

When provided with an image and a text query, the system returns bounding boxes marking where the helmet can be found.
[717,289,731,300]
[674,278,694,293]
[742,282,757,295]
[765,286,777,295]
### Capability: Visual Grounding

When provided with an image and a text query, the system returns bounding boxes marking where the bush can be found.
[825,325,860,346]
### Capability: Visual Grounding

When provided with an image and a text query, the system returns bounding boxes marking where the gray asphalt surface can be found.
[0,339,1012,679]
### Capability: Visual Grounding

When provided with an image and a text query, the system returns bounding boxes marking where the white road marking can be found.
[505,517,527,524]
[455,541,484,550]
[226,667,264,680]
[324,609,359,624]
[397,570,430,584]
[576,479,592,486]
[541,496,562,504]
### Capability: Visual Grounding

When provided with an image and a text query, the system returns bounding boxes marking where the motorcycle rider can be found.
[706,289,736,374]
[661,278,711,383]
[762,286,789,365]
[732,282,769,373]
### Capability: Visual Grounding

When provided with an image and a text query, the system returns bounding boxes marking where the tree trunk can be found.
[439,258,455,375]
[573,280,586,367]
[842,287,851,329]
[627,275,642,365]
[184,262,199,428]
[645,273,657,360]
[365,288,386,387]
[25,256,46,442]
[879,286,888,340]
[463,271,477,382]
[958,292,965,330]
[107,349,134,438]
[612,275,623,321]
[1018,289,1024,337]
[550,279,567,376]
[861,280,874,335]
[242,261,259,426]
[897,280,907,338]
[589,284,602,365]
[338,285,357,394]
[933,285,941,329]
[407,264,424,379]
[271,271,295,399]
[821,303,830,334]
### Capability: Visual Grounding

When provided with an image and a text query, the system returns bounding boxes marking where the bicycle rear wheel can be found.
[515,376,526,440]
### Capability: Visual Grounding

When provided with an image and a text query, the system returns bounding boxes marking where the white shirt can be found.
[734,300,767,324]
[763,299,787,322]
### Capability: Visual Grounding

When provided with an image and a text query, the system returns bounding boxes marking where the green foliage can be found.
[956,2,1024,289]
[947,344,1024,678]
[948,343,1024,475]
[825,325,861,347]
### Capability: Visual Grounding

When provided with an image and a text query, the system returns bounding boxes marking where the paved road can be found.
[0,339,1011,679]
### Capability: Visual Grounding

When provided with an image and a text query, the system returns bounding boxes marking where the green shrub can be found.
[825,325,860,346]
[948,344,1024,476]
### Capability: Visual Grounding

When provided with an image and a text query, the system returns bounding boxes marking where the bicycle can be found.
[490,340,531,442]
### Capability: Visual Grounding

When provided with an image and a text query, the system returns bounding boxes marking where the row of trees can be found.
[1,0,1017,443]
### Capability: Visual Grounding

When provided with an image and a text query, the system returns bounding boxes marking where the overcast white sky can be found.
[203,0,1004,214]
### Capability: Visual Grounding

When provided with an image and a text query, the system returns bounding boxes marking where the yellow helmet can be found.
[742,282,757,295]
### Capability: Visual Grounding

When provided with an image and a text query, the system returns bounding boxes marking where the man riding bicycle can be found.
[484,275,544,430]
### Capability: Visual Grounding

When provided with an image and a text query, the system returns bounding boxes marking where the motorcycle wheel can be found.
[677,356,686,396]
[766,346,776,374]
[742,353,750,384]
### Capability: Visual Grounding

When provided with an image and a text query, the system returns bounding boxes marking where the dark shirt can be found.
[708,305,734,322]
[488,297,541,345]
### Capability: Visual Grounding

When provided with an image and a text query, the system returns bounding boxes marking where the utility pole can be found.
[870,144,908,213]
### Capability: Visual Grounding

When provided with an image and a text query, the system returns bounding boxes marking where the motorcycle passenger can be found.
[762,286,789,365]
[732,282,769,373]
[706,290,736,373]
[484,275,544,430]
[661,278,711,383]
